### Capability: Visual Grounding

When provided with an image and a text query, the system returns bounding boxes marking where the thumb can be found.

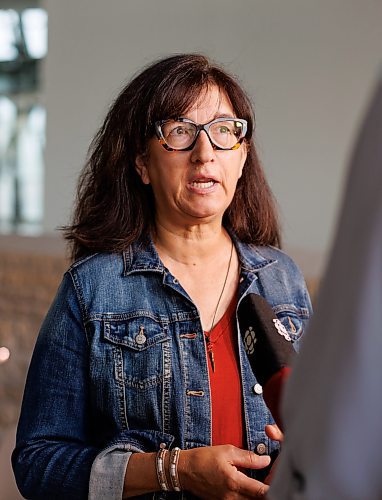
[232,449,271,471]
[265,424,283,442]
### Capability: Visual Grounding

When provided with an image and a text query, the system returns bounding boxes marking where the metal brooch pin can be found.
[135,325,147,345]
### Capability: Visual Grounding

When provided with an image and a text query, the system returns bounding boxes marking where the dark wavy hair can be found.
[63,54,281,261]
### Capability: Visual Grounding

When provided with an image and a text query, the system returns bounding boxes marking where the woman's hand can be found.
[264,424,284,485]
[178,444,271,499]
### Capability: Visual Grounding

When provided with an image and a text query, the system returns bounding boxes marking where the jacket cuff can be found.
[88,430,175,499]
[88,444,132,500]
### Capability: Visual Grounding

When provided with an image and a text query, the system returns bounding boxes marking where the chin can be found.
[184,207,225,222]
[177,198,229,223]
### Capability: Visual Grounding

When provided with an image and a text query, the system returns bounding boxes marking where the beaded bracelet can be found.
[156,446,170,491]
[169,447,182,492]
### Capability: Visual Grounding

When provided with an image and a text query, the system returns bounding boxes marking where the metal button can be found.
[135,326,146,345]
[173,278,179,284]
[256,443,267,455]
[135,333,146,345]
[253,383,263,395]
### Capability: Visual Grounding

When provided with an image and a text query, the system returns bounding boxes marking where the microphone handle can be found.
[262,367,292,431]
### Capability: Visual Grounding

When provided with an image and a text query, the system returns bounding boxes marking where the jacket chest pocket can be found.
[103,316,170,390]
[273,305,306,343]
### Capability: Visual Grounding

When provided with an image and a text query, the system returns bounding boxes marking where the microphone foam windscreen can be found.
[238,294,295,386]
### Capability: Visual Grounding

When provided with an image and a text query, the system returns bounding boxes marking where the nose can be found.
[190,129,215,165]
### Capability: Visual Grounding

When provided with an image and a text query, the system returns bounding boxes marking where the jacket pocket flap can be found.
[273,305,305,340]
[103,316,168,351]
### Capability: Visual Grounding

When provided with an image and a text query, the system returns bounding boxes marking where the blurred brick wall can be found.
[0,237,67,435]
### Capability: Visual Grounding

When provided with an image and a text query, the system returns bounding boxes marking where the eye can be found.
[217,125,231,134]
[168,125,193,136]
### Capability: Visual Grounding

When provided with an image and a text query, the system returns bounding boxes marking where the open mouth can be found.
[190,179,216,189]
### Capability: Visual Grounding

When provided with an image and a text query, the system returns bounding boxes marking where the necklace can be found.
[204,239,234,373]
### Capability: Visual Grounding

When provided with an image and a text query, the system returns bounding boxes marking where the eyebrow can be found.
[214,113,236,119]
[177,113,237,122]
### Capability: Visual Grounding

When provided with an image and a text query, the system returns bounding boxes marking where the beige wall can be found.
[42,0,382,277]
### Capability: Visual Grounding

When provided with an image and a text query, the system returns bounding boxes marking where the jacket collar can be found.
[123,238,163,276]
[230,233,277,273]
[122,233,277,276]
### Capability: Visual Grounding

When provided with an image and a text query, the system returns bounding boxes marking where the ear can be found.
[135,154,151,185]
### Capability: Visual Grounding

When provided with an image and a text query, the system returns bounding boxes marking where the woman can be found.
[12,54,312,499]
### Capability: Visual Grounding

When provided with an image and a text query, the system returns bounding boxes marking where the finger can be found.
[265,424,283,442]
[234,472,270,498]
[232,448,271,470]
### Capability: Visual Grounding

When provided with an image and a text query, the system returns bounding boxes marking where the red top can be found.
[205,297,244,448]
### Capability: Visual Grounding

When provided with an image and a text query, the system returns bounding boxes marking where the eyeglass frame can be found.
[154,117,248,151]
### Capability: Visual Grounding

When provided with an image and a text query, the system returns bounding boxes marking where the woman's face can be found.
[135,85,247,228]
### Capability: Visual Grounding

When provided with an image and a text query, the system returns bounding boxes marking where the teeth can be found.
[191,181,215,189]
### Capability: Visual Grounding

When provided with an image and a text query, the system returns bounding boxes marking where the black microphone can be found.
[238,293,296,429]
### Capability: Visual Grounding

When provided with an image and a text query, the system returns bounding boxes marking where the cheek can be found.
[238,163,244,179]
[230,157,246,184]
[223,170,242,196]
[147,165,185,201]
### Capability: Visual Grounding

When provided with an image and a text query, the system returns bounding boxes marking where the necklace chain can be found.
[205,239,234,372]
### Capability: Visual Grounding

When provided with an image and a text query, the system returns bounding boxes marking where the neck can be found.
[153,219,231,265]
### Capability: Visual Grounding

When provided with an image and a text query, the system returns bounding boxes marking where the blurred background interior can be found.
[0,1,381,498]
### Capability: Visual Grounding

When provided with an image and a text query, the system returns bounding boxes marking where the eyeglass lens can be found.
[160,119,245,150]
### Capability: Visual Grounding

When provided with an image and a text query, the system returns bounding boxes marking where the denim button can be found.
[135,332,146,345]
[256,443,267,455]
[135,326,147,345]
[253,383,263,395]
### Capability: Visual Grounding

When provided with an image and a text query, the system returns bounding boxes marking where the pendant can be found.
[205,334,215,372]
[209,350,215,373]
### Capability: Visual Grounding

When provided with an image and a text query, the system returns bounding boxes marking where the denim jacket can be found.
[13,235,312,500]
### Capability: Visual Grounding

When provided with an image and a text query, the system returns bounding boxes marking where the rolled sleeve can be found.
[89,445,134,500]
[88,430,175,499]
